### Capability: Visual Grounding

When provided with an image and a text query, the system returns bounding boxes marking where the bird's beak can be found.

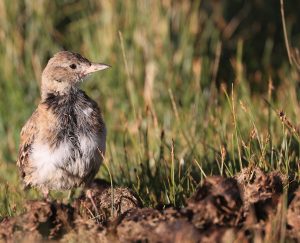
[85,62,111,74]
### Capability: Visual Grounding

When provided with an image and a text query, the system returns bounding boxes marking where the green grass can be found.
[1,0,300,222]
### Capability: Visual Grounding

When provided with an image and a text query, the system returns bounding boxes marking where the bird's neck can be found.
[42,86,80,101]
[41,80,79,101]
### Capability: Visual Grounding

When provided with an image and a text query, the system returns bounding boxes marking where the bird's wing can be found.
[17,109,38,180]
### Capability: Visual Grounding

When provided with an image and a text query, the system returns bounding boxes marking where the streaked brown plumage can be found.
[17,51,110,197]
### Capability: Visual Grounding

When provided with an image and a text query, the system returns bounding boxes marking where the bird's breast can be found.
[30,128,104,188]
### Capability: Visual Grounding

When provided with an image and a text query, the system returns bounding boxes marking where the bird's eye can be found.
[69,64,77,69]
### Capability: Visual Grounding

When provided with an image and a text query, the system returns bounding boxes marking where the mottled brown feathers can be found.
[17,110,38,180]
[16,51,109,192]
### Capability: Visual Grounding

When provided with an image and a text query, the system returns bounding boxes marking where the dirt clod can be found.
[0,200,74,242]
[186,176,243,229]
[74,184,142,223]
[111,208,200,243]
[287,187,300,240]
[236,167,283,221]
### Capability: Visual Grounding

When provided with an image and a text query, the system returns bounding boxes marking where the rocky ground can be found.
[1,167,300,242]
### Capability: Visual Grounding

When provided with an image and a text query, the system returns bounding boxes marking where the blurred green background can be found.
[1,0,300,212]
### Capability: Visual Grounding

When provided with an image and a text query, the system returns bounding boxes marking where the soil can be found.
[1,167,300,242]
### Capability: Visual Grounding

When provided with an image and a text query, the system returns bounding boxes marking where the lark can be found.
[17,51,110,199]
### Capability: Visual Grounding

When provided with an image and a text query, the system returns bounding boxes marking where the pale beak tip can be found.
[96,63,111,71]
[87,63,111,73]
[103,64,111,69]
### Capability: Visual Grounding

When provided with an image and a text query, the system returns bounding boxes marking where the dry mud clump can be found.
[108,207,202,243]
[73,178,142,222]
[236,167,283,221]
[0,200,74,242]
[185,176,243,229]
[287,187,300,240]
[3,167,300,242]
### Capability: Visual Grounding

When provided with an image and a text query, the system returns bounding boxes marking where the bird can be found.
[17,51,110,200]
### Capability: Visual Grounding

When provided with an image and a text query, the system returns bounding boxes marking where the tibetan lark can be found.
[17,51,110,199]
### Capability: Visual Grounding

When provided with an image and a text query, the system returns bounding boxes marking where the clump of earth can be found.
[1,167,300,242]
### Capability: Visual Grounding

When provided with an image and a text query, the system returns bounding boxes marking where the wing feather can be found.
[17,110,38,180]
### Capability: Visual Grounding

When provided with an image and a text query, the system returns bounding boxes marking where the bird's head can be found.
[41,51,110,98]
